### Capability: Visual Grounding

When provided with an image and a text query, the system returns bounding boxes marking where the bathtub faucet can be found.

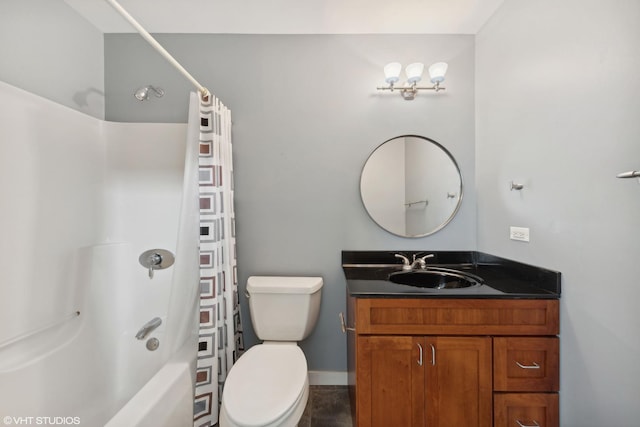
[135,317,162,340]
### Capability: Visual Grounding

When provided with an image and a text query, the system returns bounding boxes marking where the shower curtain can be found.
[192,93,245,426]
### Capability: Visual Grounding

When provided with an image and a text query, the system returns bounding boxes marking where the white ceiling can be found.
[63,0,505,34]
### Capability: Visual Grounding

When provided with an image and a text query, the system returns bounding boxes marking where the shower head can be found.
[134,85,165,101]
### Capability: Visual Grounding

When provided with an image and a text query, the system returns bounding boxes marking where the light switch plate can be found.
[510,226,530,242]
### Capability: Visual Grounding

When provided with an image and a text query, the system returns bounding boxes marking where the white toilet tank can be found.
[246,276,323,341]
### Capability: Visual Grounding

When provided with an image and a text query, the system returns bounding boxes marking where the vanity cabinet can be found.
[358,335,491,427]
[346,297,560,427]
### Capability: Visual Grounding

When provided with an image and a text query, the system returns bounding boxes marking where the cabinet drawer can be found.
[356,299,559,336]
[494,337,559,391]
[494,393,559,427]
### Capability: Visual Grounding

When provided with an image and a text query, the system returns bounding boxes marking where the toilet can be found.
[220,276,323,427]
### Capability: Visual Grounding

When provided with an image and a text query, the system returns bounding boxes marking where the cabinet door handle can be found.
[338,312,355,333]
[515,361,541,369]
[430,343,436,366]
[516,420,540,427]
[417,343,423,366]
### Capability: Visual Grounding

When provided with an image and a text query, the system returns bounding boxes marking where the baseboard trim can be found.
[308,370,348,386]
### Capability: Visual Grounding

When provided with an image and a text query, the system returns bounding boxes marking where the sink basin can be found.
[388,269,483,289]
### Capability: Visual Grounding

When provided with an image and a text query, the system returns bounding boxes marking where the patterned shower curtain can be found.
[193,93,245,426]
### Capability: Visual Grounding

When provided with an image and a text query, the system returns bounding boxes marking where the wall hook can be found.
[616,170,640,183]
[510,181,524,191]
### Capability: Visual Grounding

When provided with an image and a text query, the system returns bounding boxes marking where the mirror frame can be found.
[359,135,464,238]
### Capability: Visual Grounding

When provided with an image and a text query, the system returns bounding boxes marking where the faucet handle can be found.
[147,253,162,278]
[148,253,162,265]
[414,253,435,262]
[413,253,435,269]
[394,254,412,270]
[139,249,175,280]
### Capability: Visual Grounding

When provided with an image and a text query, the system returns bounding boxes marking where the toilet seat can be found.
[222,343,308,427]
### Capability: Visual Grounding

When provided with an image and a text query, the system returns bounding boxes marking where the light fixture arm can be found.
[376,82,445,91]
[376,81,445,100]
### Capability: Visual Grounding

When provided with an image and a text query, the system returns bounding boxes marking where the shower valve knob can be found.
[139,249,175,280]
[148,253,162,265]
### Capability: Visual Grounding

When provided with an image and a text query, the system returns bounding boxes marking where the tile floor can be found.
[298,385,353,427]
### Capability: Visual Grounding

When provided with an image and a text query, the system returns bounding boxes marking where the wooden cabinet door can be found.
[357,336,425,427]
[425,336,493,427]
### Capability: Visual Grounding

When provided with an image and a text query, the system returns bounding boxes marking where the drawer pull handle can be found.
[515,361,541,369]
[417,343,423,366]
[516,420,540,427]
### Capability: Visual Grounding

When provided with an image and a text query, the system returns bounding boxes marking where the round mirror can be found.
[360,135,463,238]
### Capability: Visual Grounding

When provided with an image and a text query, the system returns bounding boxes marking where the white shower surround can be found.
[0,80,197,425]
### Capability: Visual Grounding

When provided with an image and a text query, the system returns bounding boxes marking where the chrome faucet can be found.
[411,253,435,270]
[135,317,162,340]
[395,254,413,270]
[395,253,435,271]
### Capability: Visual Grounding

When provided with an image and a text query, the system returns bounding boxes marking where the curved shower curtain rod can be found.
[104,0,211,101]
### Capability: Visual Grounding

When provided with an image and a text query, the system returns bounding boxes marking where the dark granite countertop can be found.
[343,251,561,299]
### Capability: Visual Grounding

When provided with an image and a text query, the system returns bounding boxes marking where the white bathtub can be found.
[0,243,198,426]
[0,81,200,427]
[105,341,196,427]
[0,334,194,427]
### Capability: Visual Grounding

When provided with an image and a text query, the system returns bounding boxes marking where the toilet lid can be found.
[223,344,307,427]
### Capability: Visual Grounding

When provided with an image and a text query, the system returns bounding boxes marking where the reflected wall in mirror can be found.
[360,135,463,237]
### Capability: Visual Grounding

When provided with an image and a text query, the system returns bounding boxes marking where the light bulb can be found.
[384,62,402,84]
[428,62,448,83]
[405,63,424,84]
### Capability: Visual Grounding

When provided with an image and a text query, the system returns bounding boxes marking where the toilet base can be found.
[219,376,309,427]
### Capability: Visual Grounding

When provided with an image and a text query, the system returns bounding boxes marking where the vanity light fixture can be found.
[377,62,448,100]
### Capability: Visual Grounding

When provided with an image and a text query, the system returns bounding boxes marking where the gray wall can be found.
[105,34,477,371]
[0,0,104,119]
[6,1,639,420]
[476,1,640,425]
